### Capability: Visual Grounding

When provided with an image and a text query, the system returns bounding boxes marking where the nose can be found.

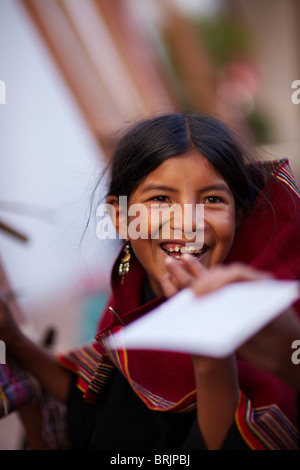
[167,200,204,245]
[182,202,204,245]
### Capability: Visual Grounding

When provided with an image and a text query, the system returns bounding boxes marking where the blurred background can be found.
[0,0,300,449]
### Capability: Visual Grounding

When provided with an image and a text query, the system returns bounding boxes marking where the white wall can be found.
[0,0,116,314]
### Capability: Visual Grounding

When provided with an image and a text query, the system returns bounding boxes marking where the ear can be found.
[106,195,128,240]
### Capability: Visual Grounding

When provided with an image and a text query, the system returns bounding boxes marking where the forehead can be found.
[136,151,228,189]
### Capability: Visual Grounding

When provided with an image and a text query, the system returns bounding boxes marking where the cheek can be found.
[209,210,236,246]
[127,206,171,240]
[219,221,236,257]
[127,209,151,240]
[206,213,236,267]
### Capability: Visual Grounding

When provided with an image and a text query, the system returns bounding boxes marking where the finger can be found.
[221,263,272,283]
[163,256,194,289]
[160,273,178,298]
[181,254,207,278]
[192,263,272,297]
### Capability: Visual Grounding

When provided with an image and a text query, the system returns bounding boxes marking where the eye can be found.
[151,195,170,203]
[203,196,222,204]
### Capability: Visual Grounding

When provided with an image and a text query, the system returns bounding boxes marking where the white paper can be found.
[109,279,300,358]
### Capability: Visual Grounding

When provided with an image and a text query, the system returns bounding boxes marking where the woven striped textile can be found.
[266,158,300,198]
[0,356,39,418]
[57,343,114,404]
[236,391,299,450]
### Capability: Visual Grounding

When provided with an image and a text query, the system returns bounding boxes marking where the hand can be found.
[161,255,300,391]
[160,254,201,297]
[161,254,271,298]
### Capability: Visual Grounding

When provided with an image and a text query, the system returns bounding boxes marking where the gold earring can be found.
[118,242,131,283]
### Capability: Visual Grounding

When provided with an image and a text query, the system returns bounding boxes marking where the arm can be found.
[192,354,239,449]
[0,294,72,403]
[161,257,245,449]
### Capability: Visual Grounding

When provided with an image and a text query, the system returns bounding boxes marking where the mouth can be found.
[160,242,208,260]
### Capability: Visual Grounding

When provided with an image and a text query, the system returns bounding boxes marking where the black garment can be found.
[66,278,249,450]
[67,369,249,450]
[67,278,205,450]
[67,370,206,450]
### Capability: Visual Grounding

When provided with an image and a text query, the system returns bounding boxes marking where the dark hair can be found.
[107,113,265,211]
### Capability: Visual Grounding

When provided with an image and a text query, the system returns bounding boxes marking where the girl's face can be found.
[120,151,239,297]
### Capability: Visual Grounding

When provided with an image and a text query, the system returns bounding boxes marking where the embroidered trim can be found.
[57,343,114,404]
[235,391,299,450]
[100,330,197,412]
[271,159,300,198]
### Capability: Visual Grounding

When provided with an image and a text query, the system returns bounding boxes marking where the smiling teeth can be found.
[166,246,202,254]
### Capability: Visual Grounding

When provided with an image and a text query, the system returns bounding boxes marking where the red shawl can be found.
[59,159,300,450]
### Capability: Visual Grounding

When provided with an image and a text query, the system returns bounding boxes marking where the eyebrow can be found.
[140,185,177,194]
[200,184,232,195]
[141,183,232,195]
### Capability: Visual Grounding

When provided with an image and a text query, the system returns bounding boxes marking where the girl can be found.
[0,113,300,450]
